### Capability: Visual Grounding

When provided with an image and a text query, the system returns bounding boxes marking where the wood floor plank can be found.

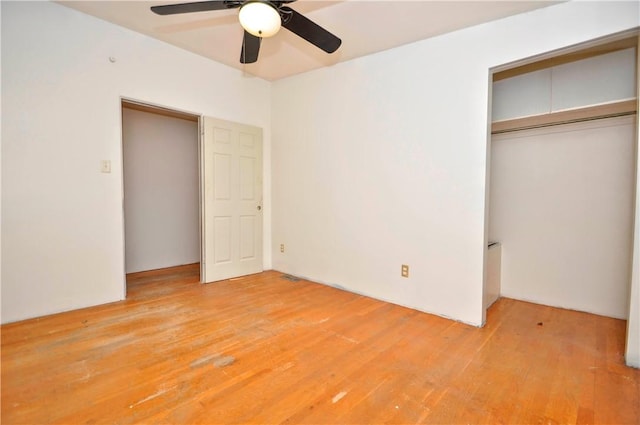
[1,266,639,424]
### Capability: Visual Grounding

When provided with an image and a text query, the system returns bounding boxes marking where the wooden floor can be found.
[2,265,638,424]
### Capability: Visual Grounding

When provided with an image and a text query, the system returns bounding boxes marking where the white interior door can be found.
[202,116,263,282]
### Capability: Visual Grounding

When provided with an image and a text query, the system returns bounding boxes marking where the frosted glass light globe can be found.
[239,2,281,38]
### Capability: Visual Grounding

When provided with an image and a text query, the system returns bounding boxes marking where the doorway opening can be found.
[121,100,202,294]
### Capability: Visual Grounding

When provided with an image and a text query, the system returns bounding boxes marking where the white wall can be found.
[122,108,199,274]
[490,116,636,319]
[1,1,271,323]
[492,47,637,121]
[0,2,3,322]
[271,1,639,326]
[626,34,640,368]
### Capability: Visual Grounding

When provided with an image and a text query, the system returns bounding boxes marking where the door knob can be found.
[257,205,262,211]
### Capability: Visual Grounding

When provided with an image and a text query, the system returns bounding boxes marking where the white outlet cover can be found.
[101,160,111,173]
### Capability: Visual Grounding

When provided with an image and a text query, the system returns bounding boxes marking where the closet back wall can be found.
[122,107,199,274]
[489,116,636,319]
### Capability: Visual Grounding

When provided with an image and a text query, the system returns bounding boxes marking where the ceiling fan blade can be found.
[151,1,242,16]
[240,31,261,64]
[279,6,341,54]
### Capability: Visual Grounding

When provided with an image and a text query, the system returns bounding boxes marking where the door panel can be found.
[240,215,256,259]
[213,216,232,264]
[213,153,231,200]
[202,117,263,282]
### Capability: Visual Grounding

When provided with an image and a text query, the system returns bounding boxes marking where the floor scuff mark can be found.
[332,391,347,403]
[190,354,236,369]
[74,359,93,383]
[274,361,295,372]
[129,386,173,408]
[190,354,217,369]
[336,334,359,344]
[213,355,235,368]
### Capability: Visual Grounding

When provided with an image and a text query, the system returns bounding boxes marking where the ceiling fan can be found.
[151,0,342,64]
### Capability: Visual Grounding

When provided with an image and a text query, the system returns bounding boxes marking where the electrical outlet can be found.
[100,160,111,173]
[280,244,285,253]
[401,264,409,278]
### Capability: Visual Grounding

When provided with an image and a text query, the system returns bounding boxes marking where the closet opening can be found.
[121,100,202,294]
[483,32,638,367]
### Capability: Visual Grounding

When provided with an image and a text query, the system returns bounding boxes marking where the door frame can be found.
[482,30,640,366]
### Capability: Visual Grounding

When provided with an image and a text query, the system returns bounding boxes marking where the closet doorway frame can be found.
[482,30,639,365]
[120,98,204,292]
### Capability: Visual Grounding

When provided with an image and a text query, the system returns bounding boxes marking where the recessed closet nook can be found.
[486,37,638,321]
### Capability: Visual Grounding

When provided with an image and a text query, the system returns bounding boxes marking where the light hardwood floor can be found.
[2,265,638,424]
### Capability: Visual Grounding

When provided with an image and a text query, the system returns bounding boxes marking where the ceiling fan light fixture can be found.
[238,1,281,38]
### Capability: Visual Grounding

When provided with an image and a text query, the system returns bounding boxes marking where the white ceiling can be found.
[58,0,561,81]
